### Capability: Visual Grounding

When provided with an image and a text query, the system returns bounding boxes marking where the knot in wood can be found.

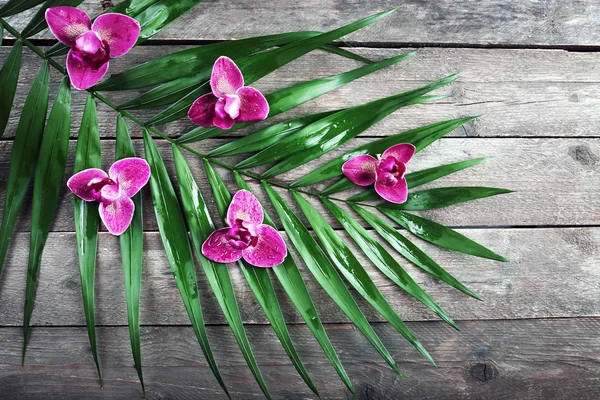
[469,362,498,382]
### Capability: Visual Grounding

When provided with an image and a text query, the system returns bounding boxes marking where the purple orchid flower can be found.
[67,158,150,235]
[45,7,140,90]
[202,190,287,268]
[188,56,270,130]
[342,143,416,204]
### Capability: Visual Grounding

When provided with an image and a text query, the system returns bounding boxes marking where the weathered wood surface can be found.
[1,0,600,398]
[3,0,600,46]
[0,228,597,326]
[1,319,599,399]
[2,46,600,140]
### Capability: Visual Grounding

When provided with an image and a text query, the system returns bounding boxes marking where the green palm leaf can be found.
[293,191,433,364]
[201,160,319,397]
[146,8,399,125]
[73,94,102,385]
[115,115,145,393]
[23,77,71,361]
[383,186,513,211]
[238,75,456,172]
[200,159,273,399]
[178,52,415,144]
[0,61,49,279]
[142,131,229,397]
[302,117,477,191]
[134,0,203,42]
[209,111,337,157]
[0,0,45,17]
[0,40,22,138]
[21,0,85,38]
[352,205,481,300]
[263,183,402,377]
[232,172,355,396]
[323,199,457,329]
[380,208,508,262]
[96,32,319,91]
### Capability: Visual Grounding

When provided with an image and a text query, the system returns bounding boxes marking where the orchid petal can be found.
[227,190,264,226]
[381,143,415,164]
[45,6,91,46]
[67,168,109,201]
[99,195,135,235]
[242,224,287,267]
[235,86,269,123]
[342,154,377,186]
[188,93,218,127]
[109,157,150,198]
[223,94,241,119]
[210,56,244,97]
[212,111,235,130]
[99,183,120,203]
[375,177,408,204]
[201,228,243,263]
[75,31,102,54]
[66,49,109,90]
[92,13,140,58]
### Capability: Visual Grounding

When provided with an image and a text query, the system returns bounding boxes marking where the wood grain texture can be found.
[1,46,600,140]
[3,0,600,46]
[1,318,600,399]
[1,137,598,232]
[0,228,597,326]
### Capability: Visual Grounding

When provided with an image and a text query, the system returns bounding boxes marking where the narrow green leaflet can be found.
[317,117,477,194]
[405,158,491,188]
[96,32,319,91]
[23,77,71,362]
[0,40,22,138]
[352,205,481,300]
[73,94,102,384]
[135,0,203,42]
[200,160,317,397]
[320,44,374,64]
[0,61,49,278]
[148,8,398,125]
[293,191,433,365]
[178,52,414,144]
[238,75,456,172]
[380,208,508,262]
[142,131,229,397]
[115,115,145,393]
[0,0,45,17]
[126,0,158,15]
[384,186,513,211]
[232,172,355,396]
[263,183,401,377]
[348,158,491,202]
[208,111,336,157]
[21,0,85,38]
[200,159,272,399]
[323,198,457,329]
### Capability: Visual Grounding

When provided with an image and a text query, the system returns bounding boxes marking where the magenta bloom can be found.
[342,143,416,204]
[45,7,140,90]
[188,56,269,130]
[202,190,287,267]
[67,158,150,235]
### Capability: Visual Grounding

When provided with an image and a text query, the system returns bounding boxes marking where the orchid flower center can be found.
[376,156,406,187]
[215,94,241,120]
[226,219,258,250]
[88,177,119,204]
[72,31,110,70]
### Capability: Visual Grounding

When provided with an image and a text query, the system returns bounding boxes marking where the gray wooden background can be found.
[1,1,599,399]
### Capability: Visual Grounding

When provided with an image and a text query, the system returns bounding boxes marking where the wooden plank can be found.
[3,1,600,46]
[0,228,598,326]
[1,137,598,232]
[2,47,600,140]
[1,318,599,399]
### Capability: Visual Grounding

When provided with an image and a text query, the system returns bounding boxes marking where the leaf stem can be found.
[0,17,373,210]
